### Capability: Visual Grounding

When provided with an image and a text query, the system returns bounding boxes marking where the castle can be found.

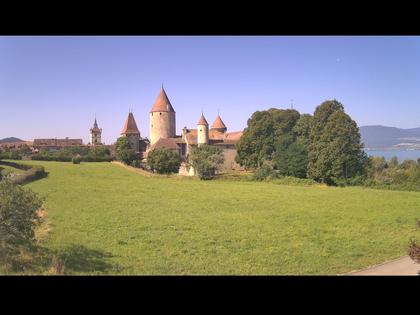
[93,86,244,173]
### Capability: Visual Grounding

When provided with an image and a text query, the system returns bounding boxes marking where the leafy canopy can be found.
[147,148,181,174]
[115,137,137,165]
[190,145,224,180]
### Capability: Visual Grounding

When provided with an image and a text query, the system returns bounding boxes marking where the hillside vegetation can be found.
[1,161,417,275]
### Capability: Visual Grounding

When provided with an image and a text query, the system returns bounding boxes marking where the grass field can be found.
[6,161,420,275]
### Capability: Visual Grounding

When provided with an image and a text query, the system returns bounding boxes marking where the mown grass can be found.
[5,161,420,275]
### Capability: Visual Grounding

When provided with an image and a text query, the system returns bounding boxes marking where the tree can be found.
[190,145,224,180]
[19,144,31,155]
[115,137,137,165]
[307,100,367,184]
[273,135,308,178]
[388,156,399,168]
[88,146,110,158]
[292,114,313,146]
[0,180,42,269]
[147,148,181,174]
[235,108,300,168]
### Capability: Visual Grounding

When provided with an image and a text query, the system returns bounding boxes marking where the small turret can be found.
[197,113,209,147]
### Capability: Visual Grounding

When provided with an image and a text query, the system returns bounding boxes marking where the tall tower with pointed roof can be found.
[149,86,176,145]
[121,112,141,153]
[89,117,102,145]
[197,113,209,147]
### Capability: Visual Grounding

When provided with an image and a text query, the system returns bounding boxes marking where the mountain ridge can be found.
[360,125,420,149]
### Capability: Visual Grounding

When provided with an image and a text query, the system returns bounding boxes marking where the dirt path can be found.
[348,256,419,275]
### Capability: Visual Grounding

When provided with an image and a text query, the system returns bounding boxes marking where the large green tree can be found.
[235,108,301,168]
[307,100,367,184]
[115,137,137,165]
[147,148,181,174]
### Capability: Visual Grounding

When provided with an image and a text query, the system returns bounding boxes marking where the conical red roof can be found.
[150,87,175,113]
[211,115,227,130]
[121,112,140,135]
[197,113,208,125]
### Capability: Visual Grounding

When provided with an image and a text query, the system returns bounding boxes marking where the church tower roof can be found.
[197,113,208,125]
[121,112,140,135]
[90,117,101,133]
[150,86,175,113]
[211,115,227,130]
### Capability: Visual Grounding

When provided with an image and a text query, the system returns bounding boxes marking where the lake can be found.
[365,149,420,161]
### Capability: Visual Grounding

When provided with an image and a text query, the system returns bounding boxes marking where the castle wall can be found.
[150,111,176,145]
[221,148,244,172]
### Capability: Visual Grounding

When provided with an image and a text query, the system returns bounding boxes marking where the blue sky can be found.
[1,36,419,144]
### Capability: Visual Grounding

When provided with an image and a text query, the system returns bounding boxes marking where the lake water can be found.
[365,149,420,161]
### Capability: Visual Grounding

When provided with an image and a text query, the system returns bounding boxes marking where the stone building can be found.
[33,138,83,152]
[145,87,244,173]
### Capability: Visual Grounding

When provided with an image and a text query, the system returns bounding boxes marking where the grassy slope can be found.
[17,161,420,275]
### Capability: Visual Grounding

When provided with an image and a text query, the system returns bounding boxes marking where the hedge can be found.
[31,155,113,162]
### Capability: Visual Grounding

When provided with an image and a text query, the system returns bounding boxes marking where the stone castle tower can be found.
[149,86,176,145]
[121,112,140,153]
[89,117,102,145]
[197,113,209,146]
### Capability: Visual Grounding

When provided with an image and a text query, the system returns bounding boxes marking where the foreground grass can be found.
[7,161,420,275]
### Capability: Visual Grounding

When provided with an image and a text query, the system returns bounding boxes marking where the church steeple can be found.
[89,116,102,145]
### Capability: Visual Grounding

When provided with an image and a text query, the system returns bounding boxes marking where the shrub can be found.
[147,148,181,174]
[189,145,224,180]
[72,156,81,164]
[115,137,137,165]
[408,239,420,264]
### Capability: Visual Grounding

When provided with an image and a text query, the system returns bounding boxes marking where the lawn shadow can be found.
[54,244,116,274]
[1,243,118,275]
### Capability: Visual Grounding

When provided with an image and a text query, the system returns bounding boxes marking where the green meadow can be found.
[6,161,420,275]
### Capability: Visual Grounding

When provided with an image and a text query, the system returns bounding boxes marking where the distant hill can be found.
[360,125,420,149]
[0,137,24,144]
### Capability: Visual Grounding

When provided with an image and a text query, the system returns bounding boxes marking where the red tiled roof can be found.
[150,137,178,151]
[33,138,83,147]
[121,112,140,135]
[209,129,225,140]
[211,115,227,130]
[197,114,208,125]
[150,87,175,113]
[225,131,243,141]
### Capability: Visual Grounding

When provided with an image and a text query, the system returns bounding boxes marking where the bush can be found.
[0,151,22,160]
[115,137,137,165]
[147,148,181,174]
[189,145,224,180]
[251,163,281,181]
[408,239,420,264]
[0,180,43,270]
[72,156,81,164]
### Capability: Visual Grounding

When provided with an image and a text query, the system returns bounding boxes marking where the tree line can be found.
[235,99,368,185]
